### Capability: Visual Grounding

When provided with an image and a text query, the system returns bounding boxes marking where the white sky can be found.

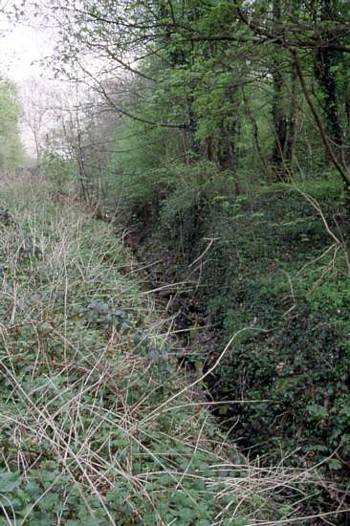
[0,12,61,156]
[0,21,52,82]
[0,8,116,158]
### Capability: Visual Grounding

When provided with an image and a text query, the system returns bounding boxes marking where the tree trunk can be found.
[314,0,343,155]
[243,89,269,176]
[315,48,342,148]
[285,62,298,164]
[216,122,240,195]
[270,0,289,182]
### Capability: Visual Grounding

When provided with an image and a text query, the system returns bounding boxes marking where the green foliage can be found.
[107,114,184,208]
[40,152,77,192]
[159,161,231,222]
[33,0,350,216]
[0,80,23,168]
[195,181,350,463]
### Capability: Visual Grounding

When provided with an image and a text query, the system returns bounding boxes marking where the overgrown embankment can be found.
[133,180,350,485]
[1,172,333,525]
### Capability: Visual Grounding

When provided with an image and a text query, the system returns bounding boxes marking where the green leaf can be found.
[0,471,20,493]
[327,459,342,471]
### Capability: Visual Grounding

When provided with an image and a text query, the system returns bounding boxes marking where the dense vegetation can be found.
[37,0,350,459]
[0,173,327,525]
[0,0,350,523]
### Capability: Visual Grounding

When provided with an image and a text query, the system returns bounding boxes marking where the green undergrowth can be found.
[0,173,326,525]
[205,182,350,467]
[153,178,350,478]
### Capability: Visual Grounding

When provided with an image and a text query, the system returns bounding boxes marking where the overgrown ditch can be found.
[111,182,350,524]
[2,173,350,524]
[42,180,350,523]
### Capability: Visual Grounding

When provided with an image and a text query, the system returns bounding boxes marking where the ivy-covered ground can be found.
[202,182,350,468]
[0,172,332,525]
[136,178,350,522]
[128,177,350,523]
